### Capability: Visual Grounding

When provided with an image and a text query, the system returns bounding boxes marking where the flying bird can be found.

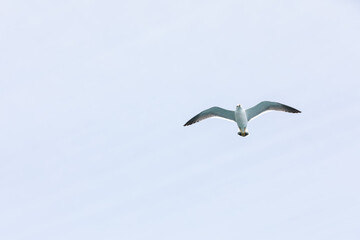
[184,101,301,137]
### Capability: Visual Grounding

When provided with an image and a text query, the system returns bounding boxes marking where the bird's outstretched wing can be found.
[184,107,235,126]
[246,101,301,122]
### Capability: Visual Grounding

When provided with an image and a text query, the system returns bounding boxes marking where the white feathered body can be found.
[235,106,247,132]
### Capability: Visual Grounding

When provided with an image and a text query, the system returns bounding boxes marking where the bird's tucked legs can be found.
[237,132,249,137]
[237,127,249,137]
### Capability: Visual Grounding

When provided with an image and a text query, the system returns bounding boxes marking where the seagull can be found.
[184,101,301,137]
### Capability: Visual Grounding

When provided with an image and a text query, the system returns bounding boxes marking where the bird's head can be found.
[236,104,242,109]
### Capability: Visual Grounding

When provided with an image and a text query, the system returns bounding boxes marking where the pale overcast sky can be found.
[1,0,360,239]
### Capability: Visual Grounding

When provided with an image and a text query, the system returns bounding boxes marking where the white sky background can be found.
[1,0,360,239]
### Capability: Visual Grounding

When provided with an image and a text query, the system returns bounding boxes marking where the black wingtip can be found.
[184,116,198,126]
[286,105,301,114]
